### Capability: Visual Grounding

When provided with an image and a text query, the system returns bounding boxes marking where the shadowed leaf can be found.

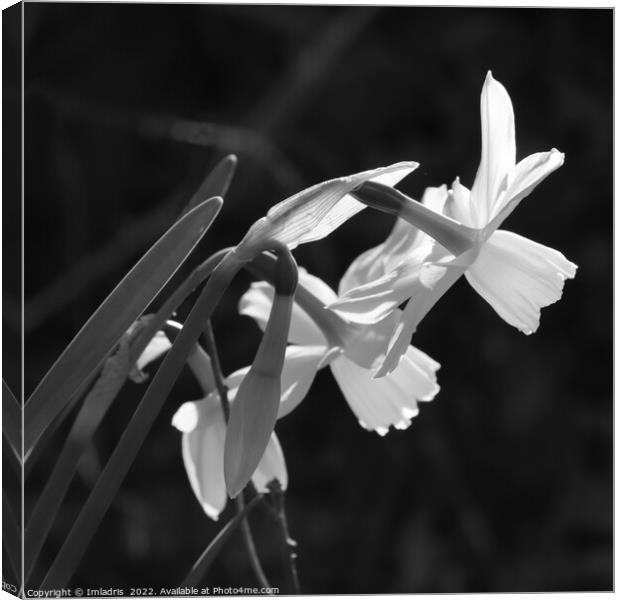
[184,155,237,215]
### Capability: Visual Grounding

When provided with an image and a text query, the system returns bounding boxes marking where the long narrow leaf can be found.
[25,197,222,454]
[183,155,237,215]
[24,248,231,479]
[183,494,263,587]
[40,255,241,590]
[25,328,137,584]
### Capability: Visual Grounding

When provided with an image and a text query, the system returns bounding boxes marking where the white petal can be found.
[445,178,477,228]
[421,184,450,215]
[338,186,447,296]
[251,433,288,492]
[297,267,339,306]
[330,270,408,324]
[330,346,440,434]
[296,162,418,247]
[333,237,457,328]
[470,72,516,227]
[244,162,418,251]
[487,149,565,230]
[376,250,475,377]
[239,280,327,346]
[225,345,330,419]
[343,311,401,369]
[172,401,201,433]
[331,255,434,325]
[465,230,577,334]
[277,345,331,418]
[177,396,228,520]
[133,330,171,376]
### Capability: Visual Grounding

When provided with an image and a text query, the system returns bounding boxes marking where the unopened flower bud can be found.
[224,249,298,498]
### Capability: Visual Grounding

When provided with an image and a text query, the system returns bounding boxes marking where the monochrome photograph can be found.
[3,3,612,596]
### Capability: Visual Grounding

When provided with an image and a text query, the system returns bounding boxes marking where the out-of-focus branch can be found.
[246,7,380,137]
[201,322,272,591]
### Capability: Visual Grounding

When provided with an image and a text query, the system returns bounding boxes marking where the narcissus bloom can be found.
[239,266,440,436]
[135,327,287,520]
[332,72,577,376]
[172,393,287,521]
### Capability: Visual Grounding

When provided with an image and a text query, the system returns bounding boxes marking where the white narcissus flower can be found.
[332,71,577,376]
[135,327,287,520]
[172,394,287,521]
[239,267,440,436]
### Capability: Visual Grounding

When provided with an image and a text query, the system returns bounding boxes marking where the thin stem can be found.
[182,494,264,588]
[201,321,230,422]
[267,480,300,594]
[236,494,272,591]
[201,321,272,590]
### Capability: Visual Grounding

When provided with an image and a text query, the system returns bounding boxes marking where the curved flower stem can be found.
[201,321,230,422]
[201,321,271,590]
[245,251,346,349]
[235,493,272,591]
[182,493,264,588]
[267,480,301,594]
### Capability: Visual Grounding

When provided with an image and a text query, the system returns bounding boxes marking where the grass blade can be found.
[25,325,141,585]
[25,197,222,454]
[39,254,240,590]
[183,155,237,215]
[182,494,263,587]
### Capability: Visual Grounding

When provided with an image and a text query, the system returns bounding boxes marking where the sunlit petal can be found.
[251,433,288,492]
[226,345,331,419]
[331,256,437,324]
[172,396,227,521]
[131,331,172,382]
[330,345,440,435]
[470,71,516,226]
[376,250,476,377]
[297,162,418,247]
[343,311,400,369]
[445,177,477,228]
[487,149,565,230]
[465,230,577,334]
[240,162,418,252]
[338,186,448,295]
[240,280,326,346]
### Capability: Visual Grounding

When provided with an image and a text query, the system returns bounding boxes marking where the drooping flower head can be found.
[238,259,441,436]
[136,325,287,520]
[332,71,577,376]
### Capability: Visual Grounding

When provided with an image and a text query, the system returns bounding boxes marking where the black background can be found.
[17,4,612,593]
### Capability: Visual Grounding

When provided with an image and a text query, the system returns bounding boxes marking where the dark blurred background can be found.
[14,4,612,593]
